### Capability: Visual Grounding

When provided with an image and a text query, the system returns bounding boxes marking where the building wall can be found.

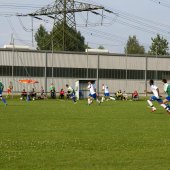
[0,49,170,95]
[100,55,146,70]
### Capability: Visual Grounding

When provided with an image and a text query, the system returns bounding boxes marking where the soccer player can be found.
[66,84,77,103]
[162,79,170,113]
[145,79,169,112]
[101,84,115,102]
[87,81,100,105]
[0,81,7,106]
[101,84,109,102]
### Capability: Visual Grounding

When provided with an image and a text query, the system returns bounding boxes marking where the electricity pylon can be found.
[17,0,112,51]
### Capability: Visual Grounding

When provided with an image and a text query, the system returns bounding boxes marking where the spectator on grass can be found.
[29,88,37,100]
[38,86,47,99]
[123,91,128,100]
[49,83,56,99]
[132,90,139,101]
[6,81,13,98]
[115,90,123,100]
[20,89,27,100]
[59,88,65,99]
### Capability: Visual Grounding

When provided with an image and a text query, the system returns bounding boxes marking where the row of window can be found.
[0,66,169,80]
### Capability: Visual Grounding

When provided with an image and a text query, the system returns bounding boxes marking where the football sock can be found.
[161,104,170,111]
[88,98,91,104]
[2,98,7,104]
[147,100,153,107]
[161,103,167,109]
[72,97,76,102]
[166,104,170,110]
[101,97,104,102]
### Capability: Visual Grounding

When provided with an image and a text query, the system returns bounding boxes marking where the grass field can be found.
[1,98,170,170]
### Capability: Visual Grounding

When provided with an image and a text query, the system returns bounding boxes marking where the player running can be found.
[162,79,170,113]
[145,79,169,112]
[101,84,115,102]
[0,81,7,106]
[87,81,100,105]
[66,84,77,103]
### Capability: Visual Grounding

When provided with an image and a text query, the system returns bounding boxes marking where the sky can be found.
[0,0,170,53]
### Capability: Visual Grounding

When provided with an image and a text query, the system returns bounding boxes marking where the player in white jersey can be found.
[145,79,169,112]
[161,79,170,113]
[101,84,115,102]
[0,81,7,106]
[87,81,100,105]
[66,84,76,103]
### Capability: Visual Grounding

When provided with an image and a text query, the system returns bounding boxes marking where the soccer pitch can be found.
[1,99,170,170]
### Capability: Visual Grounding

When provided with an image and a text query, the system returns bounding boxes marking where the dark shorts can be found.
[89,93,97,100]
[165,96,170,101]
[104,93,110,97]
[150,96,162,103]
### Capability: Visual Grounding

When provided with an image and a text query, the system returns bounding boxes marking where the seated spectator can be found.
[132,90,139,101]
[122,91,128,100]
[49,83,56,99]
[115,90,123,100]
[6,81,13,98]
[29,88,37,100]
[59,89,65,99]
[50,88,56,99]
[20,89,27,100]
[38,86,47,99]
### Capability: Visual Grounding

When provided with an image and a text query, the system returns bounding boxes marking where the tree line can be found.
[35,23,169,56]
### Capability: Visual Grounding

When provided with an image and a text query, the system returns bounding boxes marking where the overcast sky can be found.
[0,0,170,53]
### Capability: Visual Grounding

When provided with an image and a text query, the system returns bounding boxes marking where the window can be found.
[0,66,12,76]
[13,66,44,77]
[1,65,170,80]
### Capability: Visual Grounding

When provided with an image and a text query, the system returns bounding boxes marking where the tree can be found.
[34,25,51,50]
[125,35,145,54]
[35,22,86,52]
[98,45,105,49]
[149,34,169,55]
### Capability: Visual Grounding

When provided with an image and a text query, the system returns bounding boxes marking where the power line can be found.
[0,3,49,9]
[2,0,170,52]
[3,1,170,37]
[149,0,170,9]
[85,8,170,37]
[6,17,33,46]
[17,17,32,32]
[81,0,170,33]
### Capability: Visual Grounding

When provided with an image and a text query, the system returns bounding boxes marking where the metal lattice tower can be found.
[28,0,105,27]
[54,0,76,29]
[18,0,111,51]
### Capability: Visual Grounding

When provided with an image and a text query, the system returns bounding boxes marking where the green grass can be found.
[0,99,170,170]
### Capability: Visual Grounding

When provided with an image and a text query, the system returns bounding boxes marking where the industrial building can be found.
[0,48,170,97]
